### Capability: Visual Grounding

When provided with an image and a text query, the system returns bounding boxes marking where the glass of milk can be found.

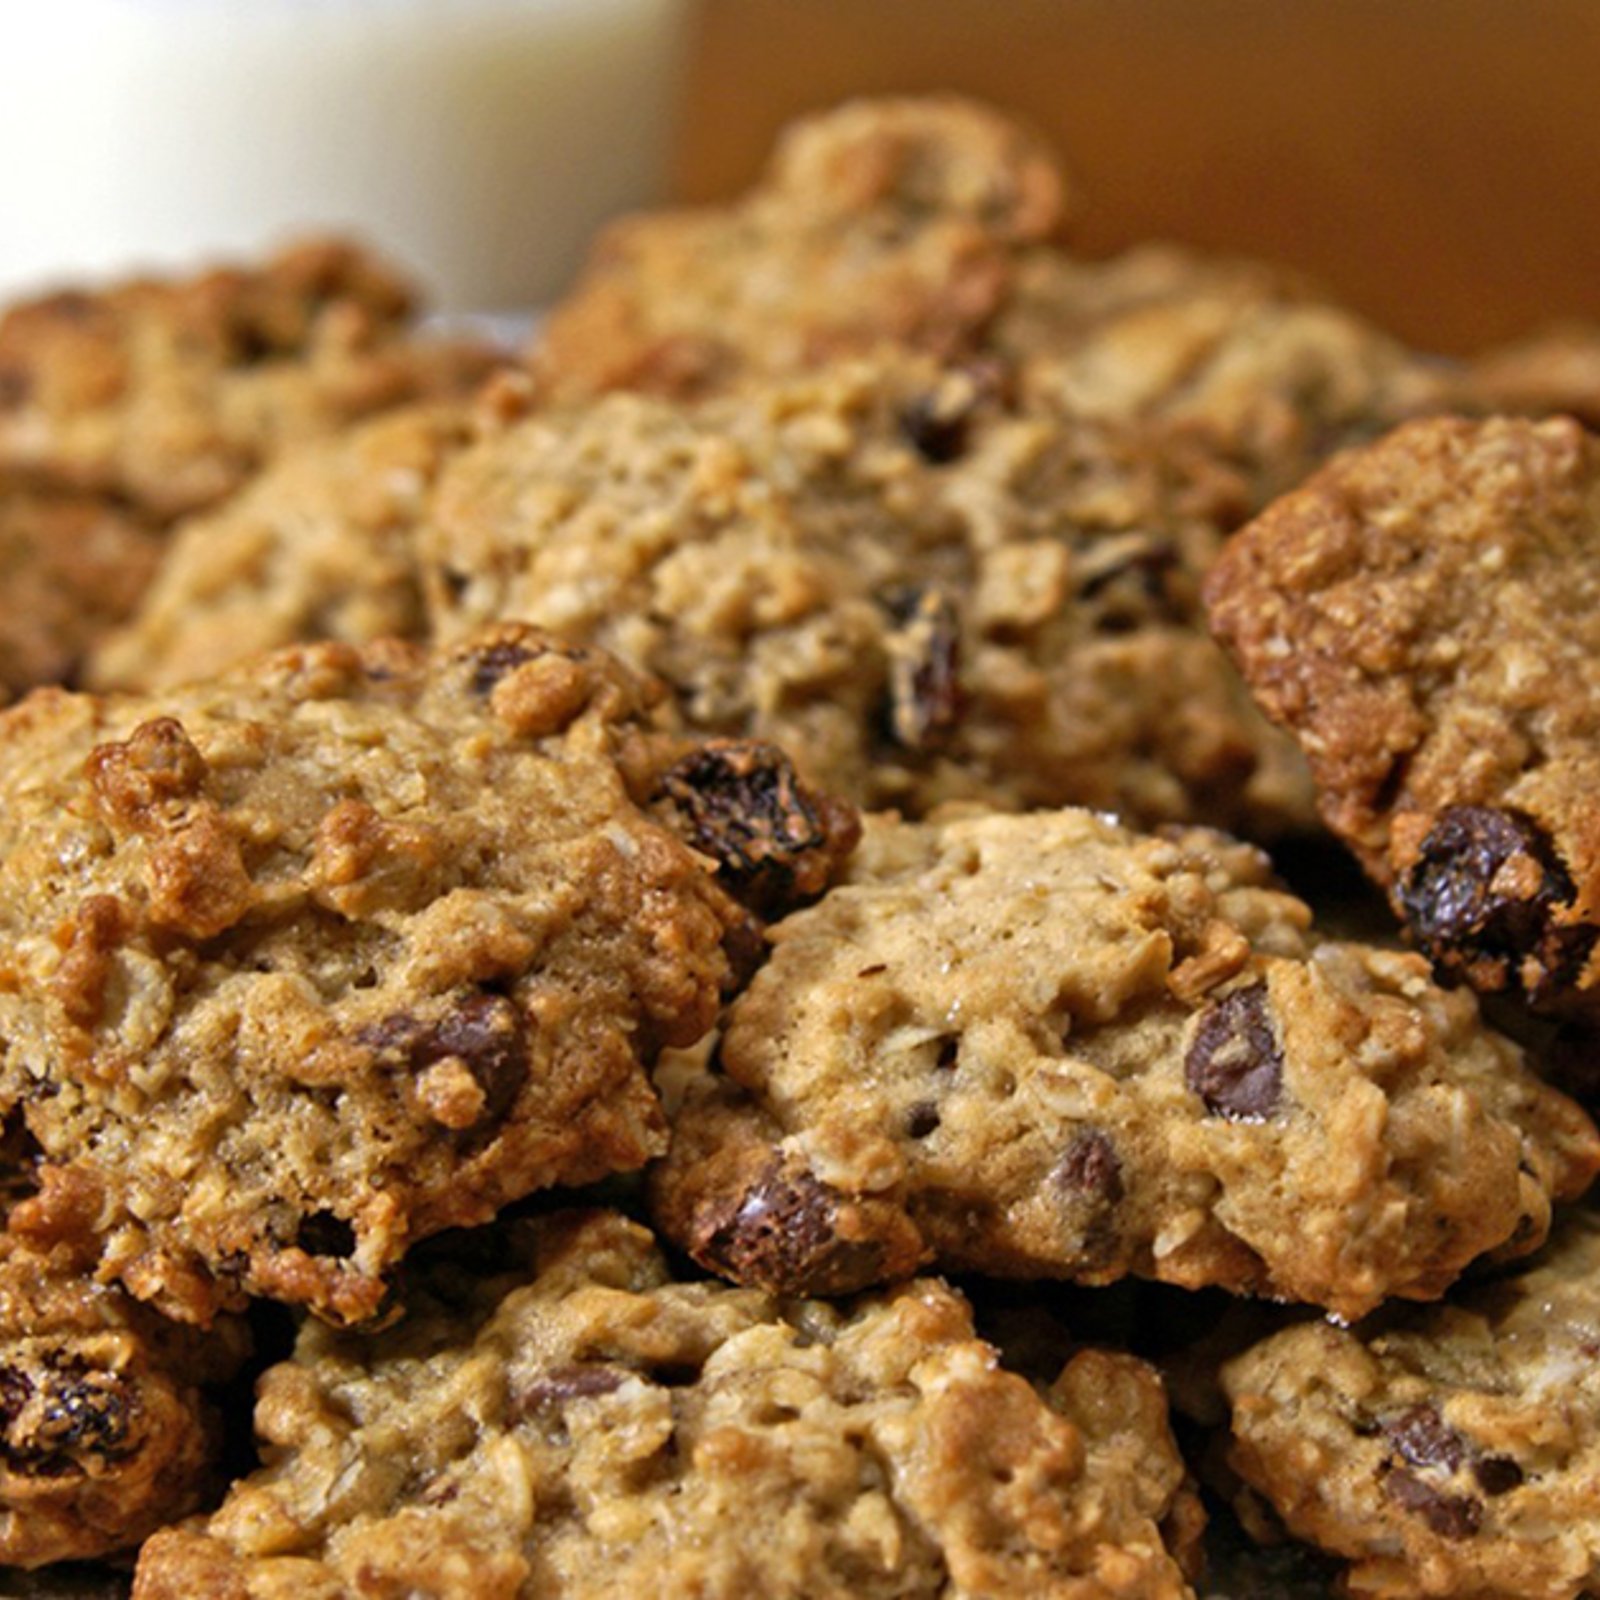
[0,0,689,308]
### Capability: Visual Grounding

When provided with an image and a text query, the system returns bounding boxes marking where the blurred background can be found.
[4,0,1600,352]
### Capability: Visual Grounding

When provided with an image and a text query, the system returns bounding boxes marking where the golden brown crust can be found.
[0,626,807,1326]
[1206,414,1600,1014]
[651,810,1600,1321]
[535,97,1070,402]
[132,1210,1201,1600]
[0,238,499,519]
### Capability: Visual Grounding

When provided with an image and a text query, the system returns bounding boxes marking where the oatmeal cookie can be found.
[1223,1207,1600,1600]
[0,238,498,520]
[651,810,1600,1321]
[424,357,1314,835]
[0,625,843,1326]
[0,1223,248,1568]
[0,484,163,698]
[1206,414,1600,1015]
[88,400,477,692]
[134,1209,1202,1600]
[1459,322,1600,428]
[534,96,1068,402]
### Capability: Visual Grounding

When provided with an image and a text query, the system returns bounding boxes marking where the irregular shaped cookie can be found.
[0,238,498,519]
[134,1209,1202,1600]
[424,357,1313,835]
[0,1224,248,1568]
[0,484,162,697]
[1459,322,1600,428]
[652,810,1600,1321]
[0,625,843,1326]
[89,400,477,692]
[1223,1207,1600,1600]
[535,96,1068,401]
[1206,415,1600,1015]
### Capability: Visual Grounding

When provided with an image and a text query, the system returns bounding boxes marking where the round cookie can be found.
[1223,1207,1600,1600]
[0,625,852,1325]
[651,809,1600,1321]
[134,1209,1203,1600]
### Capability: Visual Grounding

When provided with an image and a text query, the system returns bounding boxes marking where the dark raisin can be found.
[0,1365,32,1431]
[361,992,529,1130]
[1473,1456,1524,1495]
[1185,982,1284,1119]
[1398,805,1595,1002]
[879,585,962,753]
[1383,1405,1465,1471]
[296,1211,358,1259]
[468,640,543,694]
[1382,1467,1483,1540]
[694,1162,885,1296]
[514,1365,627,1417]
[1075,533,1186,631]
[659,740,858,916]
[1054,1129,1125,1204]
[899,394,971,464]
[906,1101,941,1138]
[39,1370,133,1458]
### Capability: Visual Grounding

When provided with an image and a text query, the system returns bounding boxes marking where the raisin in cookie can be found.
[88,400,478,692]
[134,1209,1202,1600]
[0,1222,248,1568]
[1223,1206,1600,1600]
[0,238,497,520]
[652,809,1600,1321]
[534,96,1068,402]
[0,625,846,1326]
[422,356,1314,835]
[0,484,163,698]
[1206,414,1600,1015]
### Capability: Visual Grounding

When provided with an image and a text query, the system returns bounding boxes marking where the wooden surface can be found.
[676,0,1600,354]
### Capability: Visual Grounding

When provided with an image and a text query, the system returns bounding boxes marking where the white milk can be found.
[0,0,688,308]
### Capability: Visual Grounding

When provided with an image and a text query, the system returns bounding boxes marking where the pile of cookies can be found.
[4,97,1600,1599]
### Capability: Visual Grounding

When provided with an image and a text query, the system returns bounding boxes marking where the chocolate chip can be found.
[1054,1129,1124,1204]
[694,1162,885,1295]
[898,394,971,464]
[1383,1405,1465,1472]
[1474,1456,1524,1496]
[659,740,858,916]
[1184,982,1283,1119]
[514,1365,627,1418]
[906,1101,941,1138]
[296,1211,357,1259]
[1382,1467,1483,1540]
[1398,806,1595,1002]
[362,992,529,1130]
[880,585,962,753]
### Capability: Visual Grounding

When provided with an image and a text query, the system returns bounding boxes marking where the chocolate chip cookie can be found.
[0,238,497,520]
[1206,414,1600,1015]
[1223,1206,1600,1600]
[135,1209,1203,1600]
[651,809,1600,1321]
[535,96,1068,402]
[0,626,848,1326]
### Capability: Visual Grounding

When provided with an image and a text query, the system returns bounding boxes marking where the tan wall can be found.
[676,0,1600,355]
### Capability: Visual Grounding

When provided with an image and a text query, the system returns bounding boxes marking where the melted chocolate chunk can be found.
[1185,982,1284,1119]
[694,1162,884,1296]
[1398,805,1595,1002]
[880,585,963,753]
[362,992,529,1129]
[1383,1405,1465,1472]
[659,740,857,916]
[1382,1467,1483,1540]
[1054,1129,1125,1204]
